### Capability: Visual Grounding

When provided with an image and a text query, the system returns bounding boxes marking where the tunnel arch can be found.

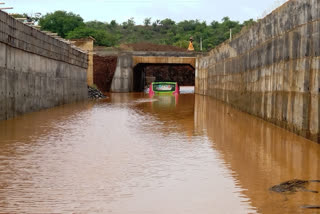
[133,63,195,92]
[108,53,198,93]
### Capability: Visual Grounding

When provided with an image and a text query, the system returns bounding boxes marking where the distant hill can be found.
[37,11,256,51]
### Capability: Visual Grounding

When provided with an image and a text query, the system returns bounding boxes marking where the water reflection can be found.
[194,95,320,214]
[0,91,319,213]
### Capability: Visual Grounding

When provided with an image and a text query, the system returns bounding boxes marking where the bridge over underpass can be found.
[94,50,200,92]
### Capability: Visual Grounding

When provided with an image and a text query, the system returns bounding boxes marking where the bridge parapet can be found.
[131,51,200,57]
[104,51,202,93]
[133,56,196,68]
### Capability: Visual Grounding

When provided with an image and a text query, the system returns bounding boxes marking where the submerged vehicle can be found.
[149,82,179,95]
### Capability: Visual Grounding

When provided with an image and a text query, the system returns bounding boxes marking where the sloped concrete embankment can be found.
[196,0,320,142]
[0,11,88,120]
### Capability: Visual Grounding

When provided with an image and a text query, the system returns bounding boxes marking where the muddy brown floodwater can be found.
[0,88,320,213]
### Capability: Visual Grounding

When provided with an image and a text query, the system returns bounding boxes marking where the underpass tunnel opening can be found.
[133,63,195,92]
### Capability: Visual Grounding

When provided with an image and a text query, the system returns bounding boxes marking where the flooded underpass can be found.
[0,88,320,213]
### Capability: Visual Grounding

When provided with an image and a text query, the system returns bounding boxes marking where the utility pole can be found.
[0,7,13,10]
[0,1,13,10]
[230,28,232,41]
[200,37,203,51]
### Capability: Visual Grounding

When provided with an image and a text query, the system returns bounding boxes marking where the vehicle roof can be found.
[152,82,177,85]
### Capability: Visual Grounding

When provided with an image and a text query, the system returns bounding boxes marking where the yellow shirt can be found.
[188,41,195,51]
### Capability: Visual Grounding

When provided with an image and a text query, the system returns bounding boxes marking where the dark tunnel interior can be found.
[133,63,195,92]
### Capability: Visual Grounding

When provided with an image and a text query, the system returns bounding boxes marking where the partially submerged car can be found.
[149,82,179,95]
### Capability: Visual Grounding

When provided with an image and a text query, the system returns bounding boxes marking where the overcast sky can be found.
[7,0,288,24]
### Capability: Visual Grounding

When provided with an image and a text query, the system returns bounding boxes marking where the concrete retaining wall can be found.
[0,11,88,120]
[196,0,320,142]
[111,54,133,93]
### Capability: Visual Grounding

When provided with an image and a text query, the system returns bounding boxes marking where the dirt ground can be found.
[93,55,118,92]
[119,43,188,52]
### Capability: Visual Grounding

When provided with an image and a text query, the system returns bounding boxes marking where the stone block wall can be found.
[0,11,88,120]
[196,0,320,142]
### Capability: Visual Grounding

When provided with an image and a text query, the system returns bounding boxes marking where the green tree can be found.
[39,11,84,37]
[67,27,118,46]
[127,17,135,28]
[86,20,108,30]
[160,18,175,30]
[144,18,151,27]
[109,20,118,29]
[210,21,219,29]
[39,10,257,51]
